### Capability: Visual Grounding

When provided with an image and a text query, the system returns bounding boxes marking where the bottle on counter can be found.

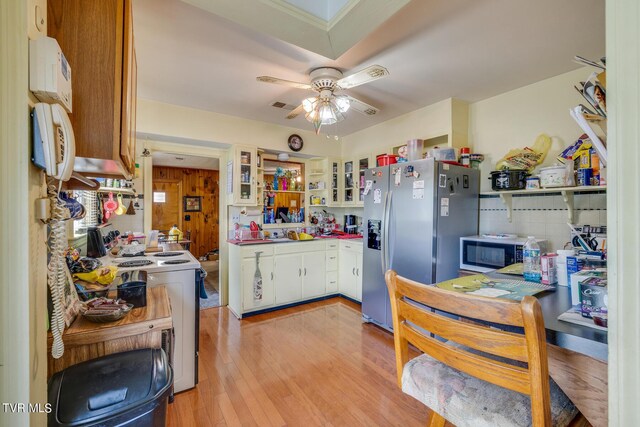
[523,236,542,283]
[459,147,471,167]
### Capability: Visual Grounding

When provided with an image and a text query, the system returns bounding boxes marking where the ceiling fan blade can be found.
[346,96,380,116]
[256,76,312,90]
[286,104,305,119]
[337,65,389,89]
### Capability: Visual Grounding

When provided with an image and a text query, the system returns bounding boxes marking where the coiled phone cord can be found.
[47,180,67,358]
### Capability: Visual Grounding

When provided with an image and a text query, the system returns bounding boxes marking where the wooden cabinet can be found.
[48,0,137,179]
[48,287,172,377]
[229,146,258,206]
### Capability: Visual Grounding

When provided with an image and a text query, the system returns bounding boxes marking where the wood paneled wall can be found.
[153,166,219,258]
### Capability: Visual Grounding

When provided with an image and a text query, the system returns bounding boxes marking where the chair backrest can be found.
[385,270,552,426]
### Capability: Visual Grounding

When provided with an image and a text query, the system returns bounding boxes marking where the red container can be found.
[377,154,398,166]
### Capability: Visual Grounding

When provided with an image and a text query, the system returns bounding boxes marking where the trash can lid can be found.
[48,348,172,426]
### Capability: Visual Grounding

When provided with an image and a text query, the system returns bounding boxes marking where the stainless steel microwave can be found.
[460,236,548,273]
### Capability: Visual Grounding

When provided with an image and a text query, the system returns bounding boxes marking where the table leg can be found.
[547,344,608,427]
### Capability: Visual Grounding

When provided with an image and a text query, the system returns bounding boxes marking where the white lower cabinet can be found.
[302,252,326,298]
[339,242,363,302]
[229,240,363,318]
[241,256,274,311]
[274,253,303,304]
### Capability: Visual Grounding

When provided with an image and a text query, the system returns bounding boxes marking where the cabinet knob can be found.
[298,268,301,277]
[352,267,356,275]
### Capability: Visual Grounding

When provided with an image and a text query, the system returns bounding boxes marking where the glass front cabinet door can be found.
[356,156,371,206]
[328,159,341,207]
[231,146,257,205]
[343,160,354,205]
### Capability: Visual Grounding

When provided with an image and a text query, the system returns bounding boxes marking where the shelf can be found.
[481,185,606,223]
[97,187,136,195]
[262,222,305,229]
[308,172,326,176]
[262,190,305,194]
[307,188,327,192]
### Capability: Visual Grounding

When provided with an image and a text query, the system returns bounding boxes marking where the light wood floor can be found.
[167,297,430,426]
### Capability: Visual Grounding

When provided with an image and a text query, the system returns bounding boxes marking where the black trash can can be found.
[48,348,173,427]
[117,270,148,308]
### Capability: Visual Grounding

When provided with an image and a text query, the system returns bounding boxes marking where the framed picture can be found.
[184,196,202,212]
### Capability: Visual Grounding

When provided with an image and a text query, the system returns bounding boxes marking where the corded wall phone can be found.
[32,102,78,358]
[32,102,75,182]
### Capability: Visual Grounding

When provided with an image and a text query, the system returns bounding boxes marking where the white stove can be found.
[103,249,201,393]
[105,250,201,273]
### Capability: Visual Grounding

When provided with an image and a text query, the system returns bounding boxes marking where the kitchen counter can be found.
[228,235,363,246]
[48,286,172,377]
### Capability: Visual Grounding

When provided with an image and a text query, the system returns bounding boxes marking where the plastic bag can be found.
[495,134,551,172]
[73,266,118,285]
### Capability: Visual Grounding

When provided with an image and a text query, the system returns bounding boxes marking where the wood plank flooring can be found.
[167,297,430,426]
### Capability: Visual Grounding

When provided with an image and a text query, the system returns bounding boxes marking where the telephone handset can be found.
[33,102,75,181]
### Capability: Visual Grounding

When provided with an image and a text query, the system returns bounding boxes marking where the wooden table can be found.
[469,273,608,426]
[47,286,173,377]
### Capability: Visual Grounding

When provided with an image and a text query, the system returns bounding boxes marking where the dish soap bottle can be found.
[523,236,542,283]
[169,224,183,242]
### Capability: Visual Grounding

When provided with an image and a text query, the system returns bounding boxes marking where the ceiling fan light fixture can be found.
[319,102,337,125]
[302,97,316,113]
[335,96,350,113]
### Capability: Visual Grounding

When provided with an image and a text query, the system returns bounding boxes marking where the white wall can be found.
[341,98,452,157]
[469,67,591,192]
[137,99,341,157]
[469,67,606,249]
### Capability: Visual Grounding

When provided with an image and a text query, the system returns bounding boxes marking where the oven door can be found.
[460,240,517,272]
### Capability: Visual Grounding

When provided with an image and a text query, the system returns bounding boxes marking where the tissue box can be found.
[570,269,607,306]
[579,277,608,318]
[541,254,557,285]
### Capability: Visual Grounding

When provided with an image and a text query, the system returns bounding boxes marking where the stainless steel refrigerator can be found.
[362,158,479,330]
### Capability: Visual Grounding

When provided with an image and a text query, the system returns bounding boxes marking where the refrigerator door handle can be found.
[385,190,393,272]
[380,190,389,275]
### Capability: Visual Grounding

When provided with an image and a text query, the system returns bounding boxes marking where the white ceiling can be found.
[281,0,352,22]
[132,0,605,137]
[152,152,220,170]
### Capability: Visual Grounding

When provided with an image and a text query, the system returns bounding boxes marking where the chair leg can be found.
[428,412,447,427]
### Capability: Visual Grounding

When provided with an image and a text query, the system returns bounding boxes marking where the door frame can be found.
[143,139,229,305]
[151,178,184,232]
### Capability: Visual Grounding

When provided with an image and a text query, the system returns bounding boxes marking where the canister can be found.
[525,177,540,190]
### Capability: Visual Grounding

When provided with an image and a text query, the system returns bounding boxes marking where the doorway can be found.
[152,179,183,232]
[151,152,221,308]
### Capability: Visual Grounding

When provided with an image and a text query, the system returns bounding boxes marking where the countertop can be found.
[228,235,363,246]
[480,272,608,361]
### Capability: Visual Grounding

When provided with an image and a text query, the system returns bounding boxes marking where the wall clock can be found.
[288,134,303,152]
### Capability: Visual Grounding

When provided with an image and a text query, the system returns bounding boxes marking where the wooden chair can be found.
[385,270,583,427]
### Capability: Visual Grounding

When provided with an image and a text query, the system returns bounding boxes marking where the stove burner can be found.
[162,259,190,265]
[118,259,154,268]
[154,252,182,257]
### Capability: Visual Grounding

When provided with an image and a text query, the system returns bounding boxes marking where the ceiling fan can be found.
[256,65,389,134]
